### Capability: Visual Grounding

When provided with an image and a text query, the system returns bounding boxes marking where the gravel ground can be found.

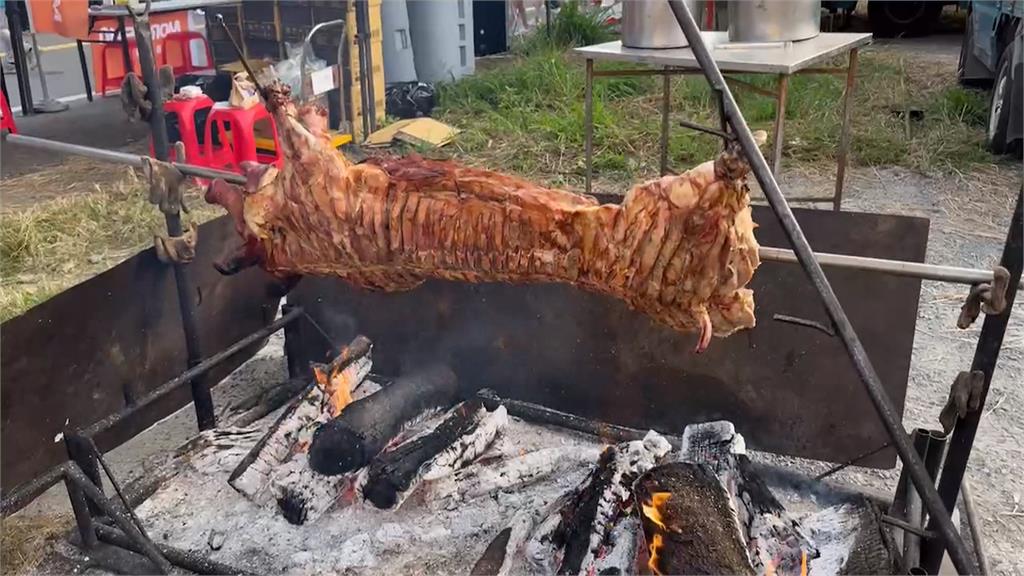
[750,163,1023,575]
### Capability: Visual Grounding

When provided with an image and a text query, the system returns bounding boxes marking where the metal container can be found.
[727,0,822,43]
[621,0,698,49]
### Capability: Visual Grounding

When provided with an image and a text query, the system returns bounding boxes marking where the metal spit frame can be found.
[665,1,1021,574]
[0,2,1019,574]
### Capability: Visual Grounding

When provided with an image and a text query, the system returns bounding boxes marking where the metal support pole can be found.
[961,480,990,576]
[76,40,94,102]
[62,472,97,548]
[132,9,216,431]
[584,58,594,195]
[833,48,859,211]
[660,67,671,175]
[29,32,69,113]
[664,2,976,572]
[64,430,105,517]
[118,16,132,73]
[65,464,172,574]
[6,3,33,116]
[94,525,251,575]
[771,74,789,175]
[922,190,1023,573]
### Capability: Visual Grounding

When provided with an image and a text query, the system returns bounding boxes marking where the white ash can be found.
[591,515,640,575]
[134,416,600,575]
[423,445,604,505]
[386,404,508,510]
[422,405,509,481]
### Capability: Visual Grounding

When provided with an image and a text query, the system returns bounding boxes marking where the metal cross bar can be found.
[664,2,977,573]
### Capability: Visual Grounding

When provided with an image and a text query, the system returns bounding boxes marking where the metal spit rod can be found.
[4,132,1015,290]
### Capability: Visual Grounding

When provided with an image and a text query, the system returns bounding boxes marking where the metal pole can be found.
[961,480,990,576]
[65,463,172,574]
[2,133,246,182]
[94,525,251,575]
[660,67,671,175]
[664,2,977,572]
[922,190,1023,573]
[133,9,216,429]
[771,74,788,175]
[76,40,94,102]
[28,32,69,113]
[584,58,594,194]
[6,3,33,115]
[833,48,859,211]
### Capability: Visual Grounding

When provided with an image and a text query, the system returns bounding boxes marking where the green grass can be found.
[436,31,996,190]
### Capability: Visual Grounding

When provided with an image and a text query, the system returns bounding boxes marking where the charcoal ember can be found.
[206,84,765,353]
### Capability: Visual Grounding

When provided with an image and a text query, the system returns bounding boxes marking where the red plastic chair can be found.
[204,102,283,172]
[99,40,163,96]
[1,89,16,134]
[151,94,214,163]
[163,31,214,76]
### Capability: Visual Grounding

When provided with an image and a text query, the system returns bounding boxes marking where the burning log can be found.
[308,364,459,476]
[228,337,372,505]
[527,431,672,575]
[680,421,816,573]
[635,462,755,575]
[362,401,508,509]
[425,446,604,505]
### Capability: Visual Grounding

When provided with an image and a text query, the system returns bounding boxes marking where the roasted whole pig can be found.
[206,86,762,352]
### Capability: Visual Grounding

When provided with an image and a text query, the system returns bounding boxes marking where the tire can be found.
[986,45,1013,154]
[868,1,942,38]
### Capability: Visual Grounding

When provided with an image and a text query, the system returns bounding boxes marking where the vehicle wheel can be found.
[987,45,1013,154]
[868,1,942,38]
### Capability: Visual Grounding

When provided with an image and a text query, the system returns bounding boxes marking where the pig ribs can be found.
[206,85,762,351]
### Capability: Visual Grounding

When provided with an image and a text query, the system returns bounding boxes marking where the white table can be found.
[575,31,872,210]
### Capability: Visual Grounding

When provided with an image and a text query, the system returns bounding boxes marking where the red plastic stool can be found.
[1,89,16,134]
[151,94,214,163]
[204,102,283,172]
[163,32,214,76]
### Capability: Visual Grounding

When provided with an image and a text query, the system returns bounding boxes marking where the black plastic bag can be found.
[385,82,436,119]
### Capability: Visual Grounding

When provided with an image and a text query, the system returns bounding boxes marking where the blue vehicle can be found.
[959,1,1023,154]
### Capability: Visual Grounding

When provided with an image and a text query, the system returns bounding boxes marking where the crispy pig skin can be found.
[206,86,761,352]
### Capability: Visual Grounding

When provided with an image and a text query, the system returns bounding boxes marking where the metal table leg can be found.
[584,58,594,195]
[660,67,671,175]
[77,40,94,102]
[771,74,789,176]
[833,48,859,211]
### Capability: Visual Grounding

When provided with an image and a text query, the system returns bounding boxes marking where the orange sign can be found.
[29,0,90,38]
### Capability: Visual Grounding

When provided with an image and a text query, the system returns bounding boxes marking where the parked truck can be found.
[959,0,1023,154]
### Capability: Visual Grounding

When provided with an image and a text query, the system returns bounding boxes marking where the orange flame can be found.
[641,492,671,530]
[313,363,354,418]
[642,492,671,575]
[648,533,664,575]
[765,550,809,576]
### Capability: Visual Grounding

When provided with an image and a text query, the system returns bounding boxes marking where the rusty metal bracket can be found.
[958,266,1011,329]
[120,72,152,121]
[154,223,198,265]
[938,370,985,435]
[142,142,189,215]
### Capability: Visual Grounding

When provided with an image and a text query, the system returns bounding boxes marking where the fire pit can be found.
[108,336,894,575]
